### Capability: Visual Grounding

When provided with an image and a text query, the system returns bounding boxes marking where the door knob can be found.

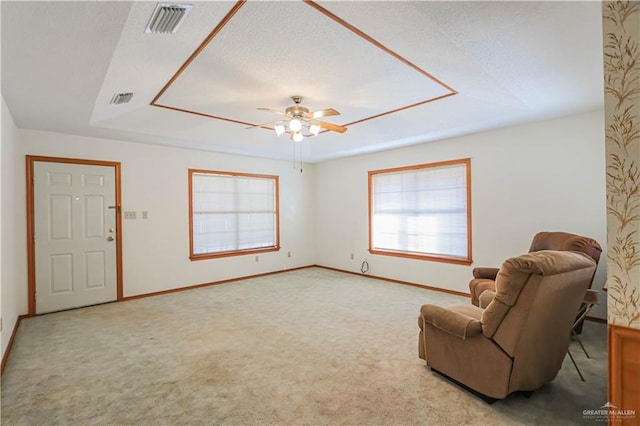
[107,236,115,242]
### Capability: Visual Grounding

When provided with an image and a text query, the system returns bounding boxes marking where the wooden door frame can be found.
[26,155,124,316]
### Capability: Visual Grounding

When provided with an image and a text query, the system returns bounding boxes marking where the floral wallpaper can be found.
[603,1,640,328]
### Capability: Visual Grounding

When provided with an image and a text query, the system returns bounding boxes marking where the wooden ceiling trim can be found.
[343,92,458,127]
[153,104,255,127]
[150,0,458,132]
[150,0,247,106]
[304,0,458,95]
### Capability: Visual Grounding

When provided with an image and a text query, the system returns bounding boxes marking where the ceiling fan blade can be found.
[245,120,283,130]
[311,108,340,119]
[312,120,348,134]
[257,107,290,118]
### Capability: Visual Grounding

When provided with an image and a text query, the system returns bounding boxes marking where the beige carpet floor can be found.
[1,267,607,425]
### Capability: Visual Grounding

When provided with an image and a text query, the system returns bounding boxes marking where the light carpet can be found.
[1,267,607,425]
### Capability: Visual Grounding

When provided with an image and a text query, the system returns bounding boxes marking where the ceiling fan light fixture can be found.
[274,124,285,136]
[289,118,302,132]
[252,96,347,141]
[309,124,321,136]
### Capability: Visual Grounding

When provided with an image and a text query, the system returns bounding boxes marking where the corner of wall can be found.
[1,95,29,364]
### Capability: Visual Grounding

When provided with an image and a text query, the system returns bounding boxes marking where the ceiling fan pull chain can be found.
[292,140,296,171]
[299,142,303,173]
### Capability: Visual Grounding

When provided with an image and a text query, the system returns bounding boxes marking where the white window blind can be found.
[191,172,278,256]
[370,160,470,262]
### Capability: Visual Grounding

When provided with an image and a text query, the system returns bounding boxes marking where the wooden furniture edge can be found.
[608,323,640,418]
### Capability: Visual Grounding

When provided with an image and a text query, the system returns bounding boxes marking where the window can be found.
[189,169,279,260]
[368,158,471,265]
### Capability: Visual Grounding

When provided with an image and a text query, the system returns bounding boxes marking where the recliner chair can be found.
[469,232,602,307]
[418,250,597,401]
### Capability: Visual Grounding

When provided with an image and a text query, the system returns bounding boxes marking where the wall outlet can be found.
[350,253,355,260]
[287,251,291,258]
[255,256,259,262]
[124,211,137,219]
[142,211,148,219]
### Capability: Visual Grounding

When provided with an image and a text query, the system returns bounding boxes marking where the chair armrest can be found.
[479,290,497,309]
[472,267,500,280]
[420,304,482,340]
[584,289,600,305]
[574,289,601,326]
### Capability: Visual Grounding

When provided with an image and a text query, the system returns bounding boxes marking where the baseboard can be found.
[123,264,470,306]
[314,266,614,320]
[122,265,316,301]
[1,314,29,375]
[314,264,470,298]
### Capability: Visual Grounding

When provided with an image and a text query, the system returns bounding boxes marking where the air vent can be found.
[110,93,134,105]
[145,3,192,34]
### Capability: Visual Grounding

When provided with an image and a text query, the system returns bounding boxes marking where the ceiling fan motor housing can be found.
[285,105,310,118]
[251,95,347,135]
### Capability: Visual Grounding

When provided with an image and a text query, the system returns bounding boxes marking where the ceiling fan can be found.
[248,96,347,142]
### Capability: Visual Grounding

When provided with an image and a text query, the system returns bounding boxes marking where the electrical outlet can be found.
[255,256,259,262]
[142,211,148,219]
[124,211,137,219]
[287,251,291,258]
[350,253,355,260]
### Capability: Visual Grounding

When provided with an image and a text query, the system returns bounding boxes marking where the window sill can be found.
[190,246,280,261]
[368,248,472,266]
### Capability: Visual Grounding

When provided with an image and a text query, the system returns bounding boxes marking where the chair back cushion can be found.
[482,250,595,339]
[528,231,602,264]
[480,250,596,390]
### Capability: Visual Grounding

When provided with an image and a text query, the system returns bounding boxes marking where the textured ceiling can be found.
[2,1,604,162]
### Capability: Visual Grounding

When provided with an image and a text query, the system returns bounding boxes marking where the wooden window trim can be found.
[368,158,472,266]
[188,169,280,261]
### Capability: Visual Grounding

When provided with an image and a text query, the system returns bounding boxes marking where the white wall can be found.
[20,130,316,298]
[2,96,27,359]
[5,109,608,326]
[315,110,608,318]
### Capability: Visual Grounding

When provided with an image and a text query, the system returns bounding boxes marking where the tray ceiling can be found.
[2,1,604,162]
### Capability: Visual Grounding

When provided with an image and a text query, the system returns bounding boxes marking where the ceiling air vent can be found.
[110,92,134,105]
[145,3,192,34]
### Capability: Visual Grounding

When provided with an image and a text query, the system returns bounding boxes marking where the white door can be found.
[34,161,118,314]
